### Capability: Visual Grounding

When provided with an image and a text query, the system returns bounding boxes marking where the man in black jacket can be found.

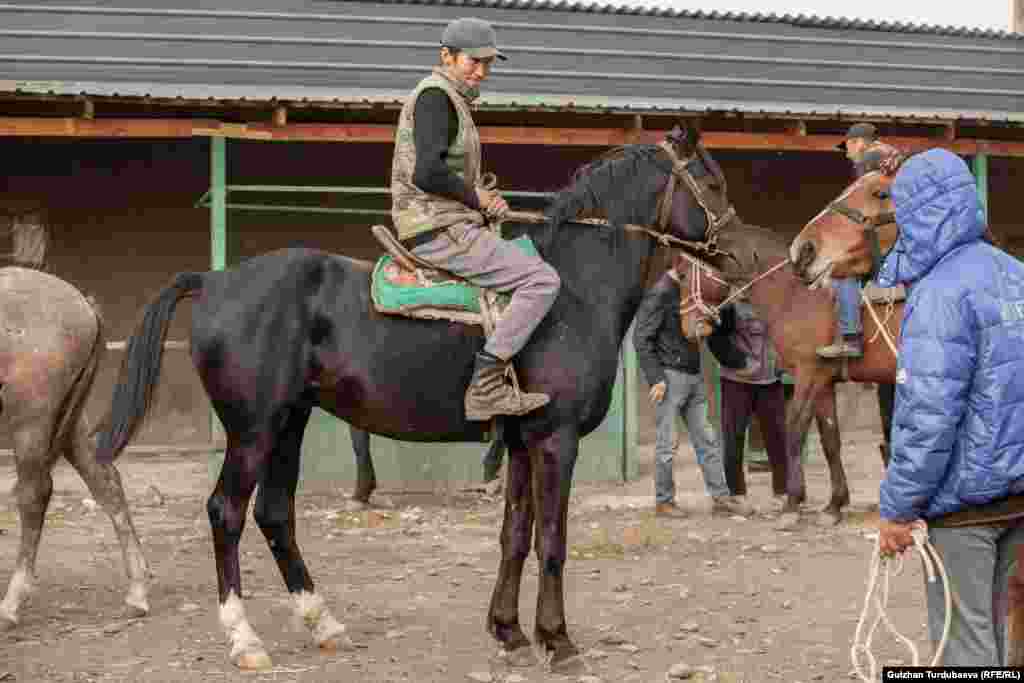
[634,267,752,518]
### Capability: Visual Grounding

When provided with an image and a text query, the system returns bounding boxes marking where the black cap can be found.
[441,18,507,61]
[836,122,879,151]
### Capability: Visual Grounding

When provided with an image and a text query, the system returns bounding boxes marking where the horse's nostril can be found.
[801,241,815,261]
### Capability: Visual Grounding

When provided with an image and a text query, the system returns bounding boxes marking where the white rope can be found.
[861,289,900,359]
[851,521,952,682]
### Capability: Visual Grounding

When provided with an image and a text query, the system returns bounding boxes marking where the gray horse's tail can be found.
[96,272,204,464]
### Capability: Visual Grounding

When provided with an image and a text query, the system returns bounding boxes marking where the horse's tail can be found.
[96,272,204,464]
[50,301,106,458]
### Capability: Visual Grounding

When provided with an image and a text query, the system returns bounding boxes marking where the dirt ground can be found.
[0,432,931,683]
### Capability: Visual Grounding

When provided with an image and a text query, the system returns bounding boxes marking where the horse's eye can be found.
[874,190,890,200]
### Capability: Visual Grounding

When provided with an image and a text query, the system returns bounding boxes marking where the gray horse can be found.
[0,264,150,628]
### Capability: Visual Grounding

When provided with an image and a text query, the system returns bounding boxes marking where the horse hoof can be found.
[233,649,273,671]
[549,648,586,675]
[776,512,800,531]
[494,646,537,668]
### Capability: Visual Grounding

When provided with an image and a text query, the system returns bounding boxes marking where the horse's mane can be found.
[536,144,672,253]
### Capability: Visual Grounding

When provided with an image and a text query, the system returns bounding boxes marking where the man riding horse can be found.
[818,123,899,359]
[390,17,559,420]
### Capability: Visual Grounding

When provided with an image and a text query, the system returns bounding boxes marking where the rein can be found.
[676,252,789,328]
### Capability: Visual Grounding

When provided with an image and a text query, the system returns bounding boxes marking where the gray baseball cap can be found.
[836,122,878,150]
[441,18,507,61]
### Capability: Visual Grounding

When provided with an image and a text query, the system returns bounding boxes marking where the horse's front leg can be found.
[486,443,536,664]
[531,428,582,672]
[812,383,849,525]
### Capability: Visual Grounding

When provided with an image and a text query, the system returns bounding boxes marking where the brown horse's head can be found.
[790,152,904,287]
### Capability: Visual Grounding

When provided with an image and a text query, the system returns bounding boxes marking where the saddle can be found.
[370,225,537,336]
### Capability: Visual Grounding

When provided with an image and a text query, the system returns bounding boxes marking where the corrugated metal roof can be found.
[380,0,1021,41]
[0,1,1021,122]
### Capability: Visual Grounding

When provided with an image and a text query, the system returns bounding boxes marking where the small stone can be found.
[761,544,780,554]
[599,632,628,645]
[770,567,785,575]
[620,644,640,654]
[668,662,696,679]
[782,600,794,609]
[466,672,493,683]
[456,558,475,567]
[103,621,129,635]
[698,637,718,648]
[679,622,700,633]
[678,587,692,599]
[427,568,439,577]
[505,676,527,683]
[613,583,630,593]
[586,648,609,660]
[639,577,654,586]
[179,602,201,613]
[385,629,403,639]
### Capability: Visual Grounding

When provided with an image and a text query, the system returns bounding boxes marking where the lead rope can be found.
[860,289,899,358]
[852,522,953,682]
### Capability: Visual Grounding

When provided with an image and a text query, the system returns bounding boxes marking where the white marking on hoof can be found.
[220,592,271,669]
[344,499,369,513]
[0,569,33,627]
[294,590,353,651]
[124,582,149,617]
[0,610,17,631]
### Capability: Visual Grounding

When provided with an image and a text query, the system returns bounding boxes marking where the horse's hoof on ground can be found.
[344,499,370,512]
[549,648,586,675]
[233,649,273,671]
[494,645,537,668]
[776,512,800,530]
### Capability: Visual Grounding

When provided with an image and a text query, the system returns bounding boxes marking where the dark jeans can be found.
[720,377,787,496]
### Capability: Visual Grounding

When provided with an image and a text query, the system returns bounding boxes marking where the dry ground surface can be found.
[0,432,930,683]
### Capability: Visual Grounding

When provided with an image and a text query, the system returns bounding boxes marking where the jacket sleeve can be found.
[879,288,977,521]
[411,88,481,210]
[633,282,668,387]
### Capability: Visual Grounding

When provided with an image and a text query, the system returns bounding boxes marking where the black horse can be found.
[96,124,745,671]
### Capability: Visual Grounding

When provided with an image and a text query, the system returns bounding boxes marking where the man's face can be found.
[845,137,869,162]
[441,49,494,90]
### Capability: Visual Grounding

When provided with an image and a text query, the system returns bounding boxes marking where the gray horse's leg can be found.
[0,423,59,629]
[64,418,150,617]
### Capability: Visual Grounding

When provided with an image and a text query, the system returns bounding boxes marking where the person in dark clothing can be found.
[716,301,788,501]
[390,17,559,421]
[633,267,753,518]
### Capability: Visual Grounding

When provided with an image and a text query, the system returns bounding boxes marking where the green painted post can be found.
[972,152,989,220]
[209,137,227,451]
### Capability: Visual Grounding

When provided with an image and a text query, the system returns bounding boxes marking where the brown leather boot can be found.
[464,352,550,421]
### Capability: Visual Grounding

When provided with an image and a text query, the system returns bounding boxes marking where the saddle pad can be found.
[371,234,539,316]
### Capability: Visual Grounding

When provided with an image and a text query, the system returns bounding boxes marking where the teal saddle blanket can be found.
[370,234,539,318]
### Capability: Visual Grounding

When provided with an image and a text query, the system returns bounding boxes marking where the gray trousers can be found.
[925,521,1024,666]
[654,368,730,504]
[411,223,560,361]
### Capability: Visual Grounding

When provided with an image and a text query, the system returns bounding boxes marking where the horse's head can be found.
[790,150,904,287]
[657,121,733,246]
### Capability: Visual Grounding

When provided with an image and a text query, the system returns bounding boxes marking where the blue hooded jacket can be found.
[877,148,1024,521]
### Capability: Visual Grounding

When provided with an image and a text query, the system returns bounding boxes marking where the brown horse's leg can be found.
[1008,544,1024,666]
[348,426,375,509]
[0,423,60,629]
[209,431,274,670]
[486,445,535,661]
[778,379,817,528]
[812,384,849,524]
[65,417,150,617]
[254,405,350,652]
[531,428,581,672]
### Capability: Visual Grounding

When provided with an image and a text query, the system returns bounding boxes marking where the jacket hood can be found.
[876,148,986,287]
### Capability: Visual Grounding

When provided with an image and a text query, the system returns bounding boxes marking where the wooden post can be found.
[973,152,989,220]
[209,137,227,449]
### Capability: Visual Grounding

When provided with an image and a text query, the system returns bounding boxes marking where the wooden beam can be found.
[2,117,1024,157]
[272,105,288,128]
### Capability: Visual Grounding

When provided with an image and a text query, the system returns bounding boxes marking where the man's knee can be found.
[527,262,560,298]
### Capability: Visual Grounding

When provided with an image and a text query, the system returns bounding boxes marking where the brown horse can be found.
[0,212,150,629]
[674,165,906,526]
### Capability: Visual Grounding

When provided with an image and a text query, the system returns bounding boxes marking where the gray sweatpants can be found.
[411,222,560,361]
[924,521,1024,666]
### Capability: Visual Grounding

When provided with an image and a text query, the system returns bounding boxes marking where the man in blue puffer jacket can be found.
[876,148,1024,666]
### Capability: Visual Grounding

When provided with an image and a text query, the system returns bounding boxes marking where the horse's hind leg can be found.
[64,417,150,617]
[254,404,350,652]
[348,426,375,509]
[813,385,849,525]
[0,423,59,629]
[486,443,535,664]
[209,429,274,670]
